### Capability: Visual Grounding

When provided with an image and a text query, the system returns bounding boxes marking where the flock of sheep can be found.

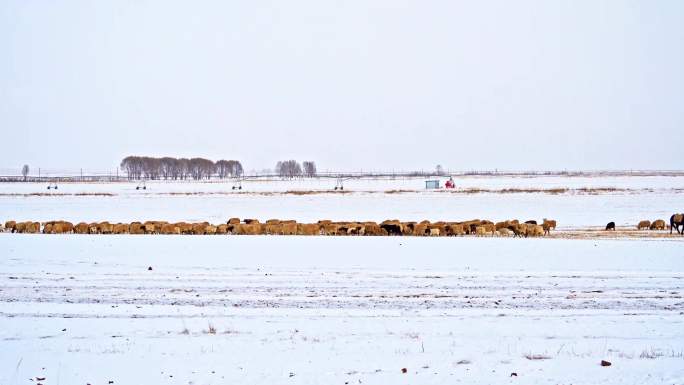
[605,214,684,234]
[4,215,682,236]
[1,218,558,237]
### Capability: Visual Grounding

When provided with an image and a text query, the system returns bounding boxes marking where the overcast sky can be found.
[1,1,683,173]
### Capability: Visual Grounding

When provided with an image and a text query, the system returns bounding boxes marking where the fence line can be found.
[2,169,684,183]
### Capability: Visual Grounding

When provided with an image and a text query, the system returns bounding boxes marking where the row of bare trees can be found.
[120,156,243,180]
[275,160,317,178]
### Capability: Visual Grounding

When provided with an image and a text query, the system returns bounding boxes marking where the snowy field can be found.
[1,235,683,384]
[1,175,683,228]
[1,175,683,384]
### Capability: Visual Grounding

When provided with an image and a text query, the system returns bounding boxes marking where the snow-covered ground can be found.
[3,174,684,193]
[1,175,683,228]
[1,235,683,384]
[1,176,683,384]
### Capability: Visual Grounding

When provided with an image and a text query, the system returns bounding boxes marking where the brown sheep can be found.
[264,223,280,235]
[205,225,217,235]
[542,219,557,231]
[429,223,447,236]
[531,225,545,237]
[228,218,240,225]
[497,228,511,237]
[44,221,64,234]
[13,222,25,233]
[43,221,69,234]
[88,223,100,234]
[232,223,246,235]
[5,220,17,232]
[672,213,684,234]
[129,222,145,235]
[160,224,180,235]
[474,226,486,236]
[177,222,194,234]
[380,220,403,235]
[401,222,416,235]
[332,222,352,236]
[18,221,39,233]
[349,224,364,236]
[216,224,228,234]
[235,223,262,235]
[362,222,384,236]
[14,222,27,233]
[74,222,89,234]
[539,219,556,235]
[192,223,209,235]
[56,221,74,234]
[112,223,128,234]
[413,223,429,236]
[243,219,260,225]
[637,220,651,230]
[446,224,465,236]
[281,222,298,235]
[17,221,39,233]
[509,224,526,238]
[247,223,264,235]
[650,219,666,230]
[322,224,339,236]
[143,221,159,234]
[297,223,319,235]
[99,222,113,234]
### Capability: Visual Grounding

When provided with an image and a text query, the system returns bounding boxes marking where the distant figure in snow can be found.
[605,222,616,231]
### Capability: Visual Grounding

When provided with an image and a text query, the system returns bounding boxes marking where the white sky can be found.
[1,1,683,173]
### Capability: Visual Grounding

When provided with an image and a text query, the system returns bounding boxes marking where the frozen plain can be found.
[1,175,684,384]
[1,235,683,385]
[1,175,683,228]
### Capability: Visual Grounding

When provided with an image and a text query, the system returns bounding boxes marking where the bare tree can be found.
[215,160,230,179]
[22,164,29,181]
[215,159,243,178]
[303,161,317,177]
[275,160,302,178]
[120,156,143,180]
[141,157,161,180]
[435,164,444,176]
[160,157,176,179]
[120,156,240,180]
[188,158,215,180]
[227,160,243,177]
[178,158,190,180]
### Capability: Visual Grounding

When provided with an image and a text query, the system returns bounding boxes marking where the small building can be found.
[425,180,440,189]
